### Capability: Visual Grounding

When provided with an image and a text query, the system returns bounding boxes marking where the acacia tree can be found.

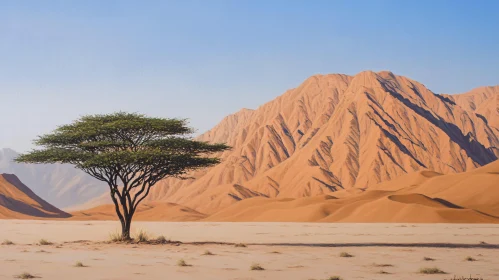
[15,112,229,240]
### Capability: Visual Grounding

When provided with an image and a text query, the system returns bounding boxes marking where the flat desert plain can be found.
[1,221,498,280]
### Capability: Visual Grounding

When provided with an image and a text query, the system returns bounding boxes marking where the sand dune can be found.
[202,160,499,223]
[0,174,70,219]
[70,201,206,221]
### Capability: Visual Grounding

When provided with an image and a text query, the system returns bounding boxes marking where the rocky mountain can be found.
[0,173,70,219]
[144,71,498,214]
[0,148,106,208]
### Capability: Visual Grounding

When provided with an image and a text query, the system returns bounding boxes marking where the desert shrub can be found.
[339,252,353,257]
[177,259,189,267]
[419,267,445,274]
[134,229,150,242]
[38,239,52,245]
[2,239,14,245]
[250,263,264,270]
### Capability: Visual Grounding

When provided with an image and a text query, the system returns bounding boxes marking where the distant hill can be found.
[0,148,106,208]
[0,173,70,219]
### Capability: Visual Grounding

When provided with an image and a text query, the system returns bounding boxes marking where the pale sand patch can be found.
[0,220,498,279]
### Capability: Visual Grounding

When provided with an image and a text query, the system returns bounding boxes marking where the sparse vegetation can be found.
[109,231,123,242]
[177,259,189,267]
[270,251,281,254]
[38,239,52,245]
[234,243,247,248]
[202,250,214,256]
[250,263,264,271]
[325,277,342,280]
[14,272,37,279]
[464,256,477,261]
[378,270,390,274]
[133,229,150,242]
[156,235,168,243]
[339,252,353,258]
[74,261,87,267]
[423,256,435,261]
[445,276,484,280]
[2,239,14,245]
[372,263,393,267]
[419,267,446,274]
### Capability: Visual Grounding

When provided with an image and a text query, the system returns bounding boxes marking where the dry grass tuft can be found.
[177,259,190,267]
[133,229,150,243]
[464,256,477,262]
[372,263,393,267]
[38,239,52,246]
[325,277,342,280]
[74,261,87,267]
[202,250,214,256]
[419,267,446,274]
[446,276,484,280]
[15,272,37,279]
[250,263,264,271]
[234,243,247,248]
[339,252,354,258]
[2,239,14,245]
[423,256,435,261]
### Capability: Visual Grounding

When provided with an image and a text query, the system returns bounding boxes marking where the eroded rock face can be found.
[136,71,498,214]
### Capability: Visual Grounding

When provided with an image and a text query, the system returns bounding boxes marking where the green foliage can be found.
[16,112,229,239]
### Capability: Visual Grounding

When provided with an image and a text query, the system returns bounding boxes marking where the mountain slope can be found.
[143,71,498,214]
[0,174,70,219]
[0,148,106,208]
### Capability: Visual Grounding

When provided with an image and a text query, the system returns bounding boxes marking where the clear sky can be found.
[1,0,498,152]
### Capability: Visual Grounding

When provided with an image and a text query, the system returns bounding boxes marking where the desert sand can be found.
[0,220,498,280]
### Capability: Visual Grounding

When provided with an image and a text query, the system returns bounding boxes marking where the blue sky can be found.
[1,0,498,152]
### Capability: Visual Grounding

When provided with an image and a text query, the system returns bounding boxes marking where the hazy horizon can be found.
[1,0,498,152]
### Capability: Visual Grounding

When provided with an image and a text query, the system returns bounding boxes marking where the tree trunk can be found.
[121,214,132,241]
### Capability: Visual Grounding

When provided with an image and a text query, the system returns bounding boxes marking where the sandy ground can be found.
[1,221,498,280]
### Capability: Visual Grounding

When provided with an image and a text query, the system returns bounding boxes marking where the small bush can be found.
[419,267,445,274]
[202,250,214,256]
[134,229,150,242]
[464,256,477,262]
[177,259,189,267]
[235,243,247,248]
[423,256,435,261]
[15,272,37,279]
[326,277,342,280]
[270,251,281,254]
[38,239,52,245]
[250,263,264,271]
[74,261,87,267]
[2,239,14,245]
[339,252,353,258]
[378,270,390,274]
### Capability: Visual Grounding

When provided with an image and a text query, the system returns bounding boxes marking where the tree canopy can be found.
[16,112,229,239]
